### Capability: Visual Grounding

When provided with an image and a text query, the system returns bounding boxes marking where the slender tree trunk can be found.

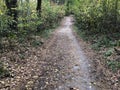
[36,0,42,32]
[36,0,42,16]
[114,0,118,25]
[26,0,30,16]
[5,0,18,30]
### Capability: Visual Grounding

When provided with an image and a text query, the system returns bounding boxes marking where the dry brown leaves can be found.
[0,36,46,90]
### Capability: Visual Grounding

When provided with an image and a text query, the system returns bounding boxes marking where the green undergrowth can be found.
[0,0,65,50]
[104,48,114,57]
[75,25,120,50]
[0,62,10,78]
[37,23,59,39]
[107,60,120,72]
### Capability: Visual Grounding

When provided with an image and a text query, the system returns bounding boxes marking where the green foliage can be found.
[31,40,43,47]
[0,1,13,38]
[75,26,119,50]
[107,61,120,72]
[68,0,120,33]
[68,0,120,50]
[41,1,65,29]
[0,0,66,50]
[104,49,114,57]
[0,62,10,78]
[17,0,65,36]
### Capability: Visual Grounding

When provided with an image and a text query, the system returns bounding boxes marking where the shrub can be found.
[0,62,10,78]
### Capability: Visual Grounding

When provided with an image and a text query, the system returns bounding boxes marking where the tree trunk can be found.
[36,0,42,31]
[36,0,42,16]
[5,0,18,30]
[114,0,118,25]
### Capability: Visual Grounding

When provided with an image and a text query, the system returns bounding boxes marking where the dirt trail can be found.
[34,16,103,90]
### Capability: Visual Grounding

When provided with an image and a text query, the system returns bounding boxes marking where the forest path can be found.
[34,16,102,90]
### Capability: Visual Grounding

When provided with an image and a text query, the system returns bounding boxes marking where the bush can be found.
[0,0,66,50]
[68,0,120,34]
[17,1,65,36]
[0,62,10,78]
[107,61,120,72]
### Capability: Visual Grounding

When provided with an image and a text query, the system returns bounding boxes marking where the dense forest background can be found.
[0,0,65,43]
[70,0,120,47]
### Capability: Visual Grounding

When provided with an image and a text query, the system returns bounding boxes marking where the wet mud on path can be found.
[34,16,105,90]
